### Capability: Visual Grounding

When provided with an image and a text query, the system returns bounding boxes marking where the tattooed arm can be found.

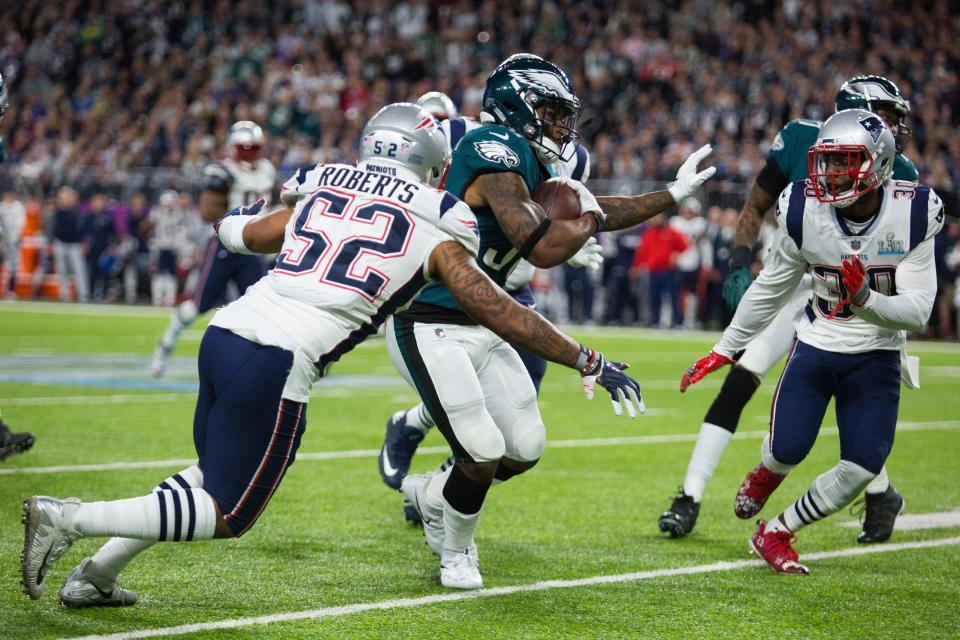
[733,182,777,252]
[428,240,581,366]
[595,191,677,231]
[466,172,596,268]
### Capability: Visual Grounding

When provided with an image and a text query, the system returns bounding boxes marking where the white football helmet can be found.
[808,109,895,208]
[228,121,265,162]
[416,92,458,121]
[360,103,449,188]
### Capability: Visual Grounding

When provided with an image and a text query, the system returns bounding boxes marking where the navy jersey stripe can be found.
[449,118,467,148]
[572,145,589,181]
[909,185,931,251]
[157,491,168,541]
[439,192,459,218]
[315,271,428,372]
[785,182,807,249]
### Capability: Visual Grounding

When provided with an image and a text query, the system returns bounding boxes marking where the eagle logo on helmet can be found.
[474,141,520,168]
[507,69,577,103]
[858,115,886,144]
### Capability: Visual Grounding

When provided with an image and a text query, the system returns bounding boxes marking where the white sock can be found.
[442,501,481,552]
[765,516,792,534]
[88,465,204,582]
[865,466,890,495]
[405,403,435,432]
[160,300,197,351]
[760,433,795,475]
[682,423,734,502]
[74,488,216,541]
[782,460,874,532]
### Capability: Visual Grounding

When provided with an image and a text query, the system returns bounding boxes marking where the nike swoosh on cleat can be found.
[380,448,400,477]
[37,543,54,587]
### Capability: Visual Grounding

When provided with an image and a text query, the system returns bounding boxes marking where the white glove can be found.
[666,144,717,204]
[566,236,603,270]
[555,177,605,228]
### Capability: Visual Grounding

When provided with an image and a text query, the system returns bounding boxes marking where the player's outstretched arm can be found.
[597,144,716,231]
[199,190,229,223]
[215,202,294,254]
[430,240,645,416]
[722,182,779,309]
[471,172,597,268]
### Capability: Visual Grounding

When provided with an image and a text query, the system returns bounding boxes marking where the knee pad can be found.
[177,299,198,324]
[810,460,875,512]
[448,402,505,462]
[703,365,760,433]
[507,421,546,462]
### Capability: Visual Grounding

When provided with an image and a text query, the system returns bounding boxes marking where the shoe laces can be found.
[765,528,800,562]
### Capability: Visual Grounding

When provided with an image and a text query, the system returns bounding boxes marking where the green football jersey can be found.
[409,124,545,316]
[0,136,6,163]
[768,118,918,183]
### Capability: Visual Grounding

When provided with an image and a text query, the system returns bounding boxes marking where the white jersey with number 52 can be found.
[210,161,480,368]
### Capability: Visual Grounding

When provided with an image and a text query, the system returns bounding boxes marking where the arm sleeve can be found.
[715,190,808,356]
[852,189,944,330]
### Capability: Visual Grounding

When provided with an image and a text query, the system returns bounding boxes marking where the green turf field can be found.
[1,301,958,640]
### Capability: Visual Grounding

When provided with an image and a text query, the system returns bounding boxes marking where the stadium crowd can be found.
[0,0,958,335]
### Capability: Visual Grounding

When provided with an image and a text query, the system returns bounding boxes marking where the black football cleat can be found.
[0,419,35,462]
[853,485,904,544]
[658,490,700,538]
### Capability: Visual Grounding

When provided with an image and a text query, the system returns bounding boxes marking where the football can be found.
[532,177,582,220]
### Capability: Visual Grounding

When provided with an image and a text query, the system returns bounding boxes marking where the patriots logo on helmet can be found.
[474,141,520,168]
[507,69,576,102]
[858,115,886,143]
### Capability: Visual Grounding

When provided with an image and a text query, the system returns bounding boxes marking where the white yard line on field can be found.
[2,421,957,477]
[61,535,960,640]
[836,509,960,531]
[3,393,197,406]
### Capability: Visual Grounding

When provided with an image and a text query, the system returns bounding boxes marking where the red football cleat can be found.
[735,463,787,519]
[749,520,809,575]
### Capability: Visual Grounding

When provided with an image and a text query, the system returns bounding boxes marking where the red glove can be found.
[840,255,869,306]
[680,351,734,392]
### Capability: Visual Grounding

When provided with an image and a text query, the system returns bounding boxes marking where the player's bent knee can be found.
[811,460,875,511]
[508,421,546,462]
[462,426,506,463]
[703,365,760,433]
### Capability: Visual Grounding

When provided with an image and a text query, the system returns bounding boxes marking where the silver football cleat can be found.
[401,473,445,556]
[21,496,81,600]
[59,557,138,608]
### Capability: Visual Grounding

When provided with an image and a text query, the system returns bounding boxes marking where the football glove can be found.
[722,267,753,310]
[667,144,717,204]
[840,255,869,306]
[566,236,604,271]
[680,350,734,392]
[578,348,645,418]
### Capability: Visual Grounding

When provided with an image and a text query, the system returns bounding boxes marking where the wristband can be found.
[215,215,256,255]
[729,245,752,271]
[576,345,603,376]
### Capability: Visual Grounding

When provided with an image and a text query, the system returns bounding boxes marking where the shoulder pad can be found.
[436,193,480,258]
[893,154,919,181]
[455,125,532,171]
[776,181,809,249]
[909,185,944,250]
[203,163,233,193]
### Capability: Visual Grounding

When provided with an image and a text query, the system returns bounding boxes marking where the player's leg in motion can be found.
[151,238,218,376]
[659,298,797,538]
[751,348,900,574]
[379,292,547,497]
[0,411,35,462]
[23,326,308,602]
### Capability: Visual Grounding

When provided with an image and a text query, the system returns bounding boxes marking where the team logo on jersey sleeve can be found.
[770,131,785,152]
[877,231,904,255]
[474,141,520,167]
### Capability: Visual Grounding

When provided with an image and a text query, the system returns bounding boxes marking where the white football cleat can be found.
[150,344,170,378]
[59,557,138,608]
[21,496,82,600]
[440,546,483,589]
[401,473,444,556]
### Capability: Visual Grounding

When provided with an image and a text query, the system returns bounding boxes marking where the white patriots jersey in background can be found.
[717,179,943,355]
[210,161,480,368]
[205,158,277,210]
[438,117,593,291]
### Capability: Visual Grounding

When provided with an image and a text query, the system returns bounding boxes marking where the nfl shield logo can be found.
[851,239,861,251]
[435,328,446,339]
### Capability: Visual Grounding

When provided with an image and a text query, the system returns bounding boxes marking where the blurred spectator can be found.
[669,198,708,329]
[934,221,960,339]
[0,191,26,296]
[632,214,689,328]
[702,207,739,329]
[122,192,151,304]
[601,226,643,325]
[84,192,118,301]
[49,186,88,302]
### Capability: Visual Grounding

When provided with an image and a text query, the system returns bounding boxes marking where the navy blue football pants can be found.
[195,326,307,536]
[508,284,547,393]
[769,340,901,474]
[193,238,267,314]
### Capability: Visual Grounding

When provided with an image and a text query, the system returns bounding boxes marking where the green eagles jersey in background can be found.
[408,124,546,317]
[769,118,918,185]
[0,137,6,163]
